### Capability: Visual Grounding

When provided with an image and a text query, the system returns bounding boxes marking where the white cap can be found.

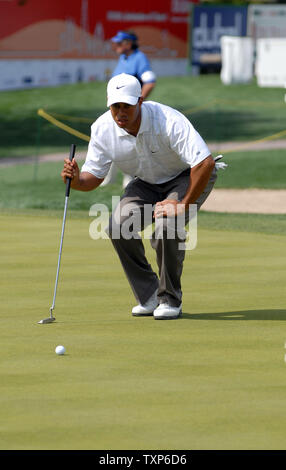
[107,73,142,107]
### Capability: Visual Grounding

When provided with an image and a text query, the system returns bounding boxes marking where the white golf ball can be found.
[55,345,66,355]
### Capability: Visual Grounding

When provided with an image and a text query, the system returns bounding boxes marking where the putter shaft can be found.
[38,143,76,324]
[50,195,69,313]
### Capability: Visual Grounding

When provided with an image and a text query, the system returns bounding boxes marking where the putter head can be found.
[38,307,55,325]
[38,307,56,324]
[38,317,55,324]
[38,316,56,324]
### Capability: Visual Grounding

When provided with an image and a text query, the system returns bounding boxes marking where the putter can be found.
[38,143,76,324]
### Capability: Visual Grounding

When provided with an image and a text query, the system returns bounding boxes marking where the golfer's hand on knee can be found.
[154,199,186,218]
[61,158,80,185]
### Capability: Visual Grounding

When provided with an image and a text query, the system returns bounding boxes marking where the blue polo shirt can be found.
[112,49,156,84]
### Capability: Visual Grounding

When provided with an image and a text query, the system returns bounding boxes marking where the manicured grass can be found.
[1,207,286,238]
[0,151,285,212]
[0,82,105,158]
[0,160,116,211]
[214,149,286,189]
[0,75,285,158]
[1,75,285,450]
[198,211,286,237]
[1,211,286,449]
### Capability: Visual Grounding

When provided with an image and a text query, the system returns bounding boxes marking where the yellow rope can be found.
[214,98,285,109]
[37,103,286,152]
[47,111,93,123]
[37,108,90,142]
[180,98,286,153]
[182,98,284,114]
[223,128,286,154]
[182,99,218,115]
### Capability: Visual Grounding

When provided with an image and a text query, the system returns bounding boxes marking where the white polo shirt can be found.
[81,101,211,185]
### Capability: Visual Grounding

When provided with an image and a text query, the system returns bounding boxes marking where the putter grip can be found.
[66,143,76,197]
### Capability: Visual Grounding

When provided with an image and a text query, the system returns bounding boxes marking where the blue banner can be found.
[191,5,248,69]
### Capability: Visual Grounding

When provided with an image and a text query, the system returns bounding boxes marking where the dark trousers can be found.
[107,168,217,307]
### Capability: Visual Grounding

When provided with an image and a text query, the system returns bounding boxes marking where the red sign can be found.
[0,0,198,59]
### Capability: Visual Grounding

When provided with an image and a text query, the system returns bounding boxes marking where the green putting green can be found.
[1,211,286,450]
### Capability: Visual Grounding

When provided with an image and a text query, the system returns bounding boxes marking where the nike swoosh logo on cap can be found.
[116,85,125,89]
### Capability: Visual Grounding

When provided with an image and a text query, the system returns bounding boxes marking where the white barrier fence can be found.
[220,36,254,85]
[220,36,286,88]
[255,38,286,88]
[0,59,188,91]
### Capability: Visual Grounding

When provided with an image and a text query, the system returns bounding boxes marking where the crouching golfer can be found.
[61,73,217,320]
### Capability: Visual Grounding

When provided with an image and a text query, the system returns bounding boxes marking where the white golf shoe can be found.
[153,303,182,320]
[132,290,158,316]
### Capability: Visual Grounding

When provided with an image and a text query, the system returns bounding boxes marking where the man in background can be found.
[111,30,156,99]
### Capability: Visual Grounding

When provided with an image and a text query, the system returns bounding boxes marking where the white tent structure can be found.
[220,36,254,85]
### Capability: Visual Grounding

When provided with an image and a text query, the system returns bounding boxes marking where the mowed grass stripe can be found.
[1,149,286,214]
[1,75,285,159]
[0,213,286,449]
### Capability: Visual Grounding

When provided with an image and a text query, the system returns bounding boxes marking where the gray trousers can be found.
[107,167,217,307]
